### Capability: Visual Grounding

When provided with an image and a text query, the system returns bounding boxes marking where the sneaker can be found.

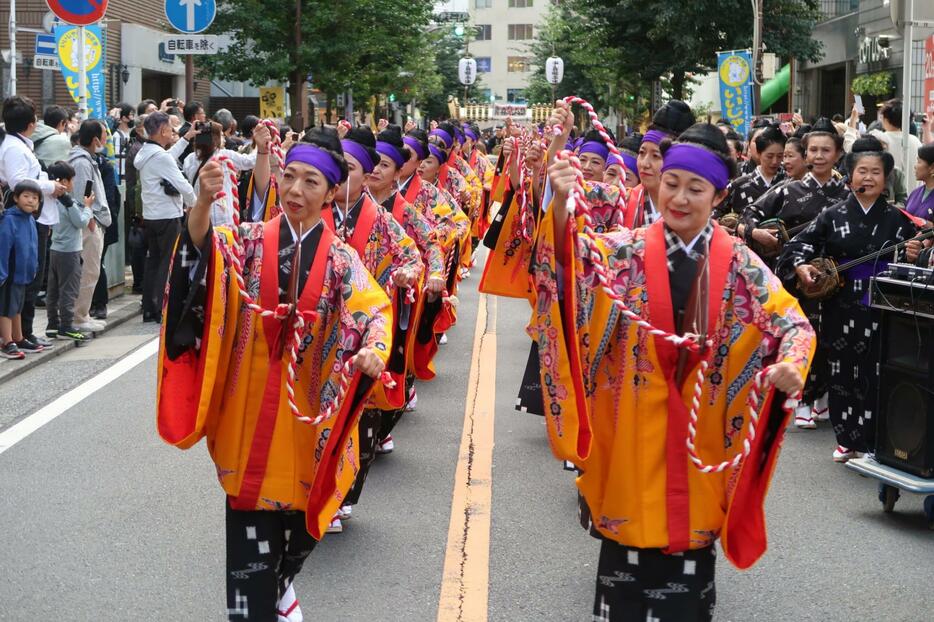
[75,320,106,332]
[277,583,303,622]
[45,324,59,338]
[57,328,90,343]
[0,342,25,360]
[326,516,343,534]
[14,339,44,354]
[376,435,395,454]
[794,405,817,429]
[26,334,53,348]
[90,305,108,320]
[439,333,448,345]
[405,389,418,412]
[833,445,855,463]
[338,505,352,521]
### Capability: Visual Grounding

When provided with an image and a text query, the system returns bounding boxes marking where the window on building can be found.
[475,24,492,40]
[508,0,533,7]
[476,0,492,8]
[507,89,527,104]
[507,56,530,73]
[508,24,533,40]
[476,57,492,73]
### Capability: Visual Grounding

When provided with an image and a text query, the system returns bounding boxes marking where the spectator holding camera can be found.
[44,161,92,344]
[181,120,270,225]
[67,120,111,333]
[135,111,196,323]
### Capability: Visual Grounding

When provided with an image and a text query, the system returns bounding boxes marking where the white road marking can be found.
[0,339,158,456]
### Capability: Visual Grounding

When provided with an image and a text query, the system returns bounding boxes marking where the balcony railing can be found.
[819,0,859,21]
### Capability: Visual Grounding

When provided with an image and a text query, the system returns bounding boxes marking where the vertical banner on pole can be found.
[925,35,934,122]
[717,50,754,137]
[54,24,106,119]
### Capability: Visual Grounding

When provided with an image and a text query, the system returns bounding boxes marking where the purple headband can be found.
[376,141,406,168]
[621,153,639,178]
[427,143,447,163]
[341,139,376,174]
[642,129,669,146]
[566,137,583,151]
[606,153,624,169]
[429,128,453,149]
[464,128,478,141]
[403,136,428,160]
[453,127,465,145]
[579,141,610,162]
[285,143,343,186]
[660,143,730,191]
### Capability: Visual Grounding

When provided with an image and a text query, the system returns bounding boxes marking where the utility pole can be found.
[291,0,305,130]
[78,25,87,119]
[901,0,914,173]
[9,0,16,95]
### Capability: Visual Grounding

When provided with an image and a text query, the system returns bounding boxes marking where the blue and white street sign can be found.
[165,0,216,34]
[35,33,57,56]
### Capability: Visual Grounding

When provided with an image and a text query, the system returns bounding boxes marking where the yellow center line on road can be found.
[437,293,497,622]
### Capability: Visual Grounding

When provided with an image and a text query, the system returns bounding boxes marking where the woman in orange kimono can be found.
[533,123,815,621]
[157,128,391,621]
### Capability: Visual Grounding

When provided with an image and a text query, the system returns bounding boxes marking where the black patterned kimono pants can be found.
[225,503,317,621]
[592,540,717,622]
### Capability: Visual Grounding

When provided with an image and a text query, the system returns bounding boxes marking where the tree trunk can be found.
[670,70,685,102]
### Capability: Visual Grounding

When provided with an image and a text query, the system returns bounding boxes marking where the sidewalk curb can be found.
[0,299,144,385]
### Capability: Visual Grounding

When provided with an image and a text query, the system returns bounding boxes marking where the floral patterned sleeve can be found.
[403,203,445,280]
[380,209,424,280]
[733,243,815,372]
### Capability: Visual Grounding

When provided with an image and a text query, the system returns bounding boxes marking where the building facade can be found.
[796,0,934,122]
[0,0,222,115]
[468,0,548,103]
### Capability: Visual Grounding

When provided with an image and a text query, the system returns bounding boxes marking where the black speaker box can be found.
[876,313,934,478]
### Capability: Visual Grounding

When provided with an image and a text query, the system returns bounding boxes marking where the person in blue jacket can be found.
[0,179,43,359]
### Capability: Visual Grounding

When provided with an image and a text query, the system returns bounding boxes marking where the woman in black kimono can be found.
[741,119,849,429]
[778,136,921,462]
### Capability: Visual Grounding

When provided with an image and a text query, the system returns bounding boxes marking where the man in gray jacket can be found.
[134,111,196,321]
[67,120,112,332]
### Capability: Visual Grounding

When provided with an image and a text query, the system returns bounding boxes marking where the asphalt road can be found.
[1,263,932,622]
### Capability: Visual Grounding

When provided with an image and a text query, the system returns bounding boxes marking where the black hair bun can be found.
[378,124,412,163]
[661,122,737,179]
[620,134,641,154]
[299,126,349,184]
[845,135,894,177]
[345,125,379,169]
[809,117,836,135]
[792,124,812,139]
[651,100,695,137]
[851,135,885,153]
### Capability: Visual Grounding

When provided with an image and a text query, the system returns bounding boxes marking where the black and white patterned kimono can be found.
[748,173,850,404]
[714,166,786,221]
[778,195,918,452]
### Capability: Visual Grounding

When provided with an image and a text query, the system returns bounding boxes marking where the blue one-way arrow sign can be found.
[165,0,216,34]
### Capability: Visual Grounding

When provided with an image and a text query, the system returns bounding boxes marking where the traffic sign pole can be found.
[10,0,17,94]
[78,24,87,120]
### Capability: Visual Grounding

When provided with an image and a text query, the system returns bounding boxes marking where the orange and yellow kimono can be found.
[449,151,483,241]
[530,197,816,569]
[157,216,392,539]
[468,148,494,239]
[321,196,422,410]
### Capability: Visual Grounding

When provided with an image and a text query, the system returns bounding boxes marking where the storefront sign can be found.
[717,50,753,137]
[259,86,286,119]
[858,37,892,65]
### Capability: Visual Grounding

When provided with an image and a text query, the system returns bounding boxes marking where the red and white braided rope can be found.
[208,154,361,426]
[259,119,285,173]
[552,97,800,473]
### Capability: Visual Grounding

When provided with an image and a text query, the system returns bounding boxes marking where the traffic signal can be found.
[389,93,396,103]
[454,24,465,37]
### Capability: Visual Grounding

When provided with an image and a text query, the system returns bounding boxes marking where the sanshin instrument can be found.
[799,228,934,300]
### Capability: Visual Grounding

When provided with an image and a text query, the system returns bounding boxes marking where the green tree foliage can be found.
[200,0,438,123]
[572,0,823,100]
